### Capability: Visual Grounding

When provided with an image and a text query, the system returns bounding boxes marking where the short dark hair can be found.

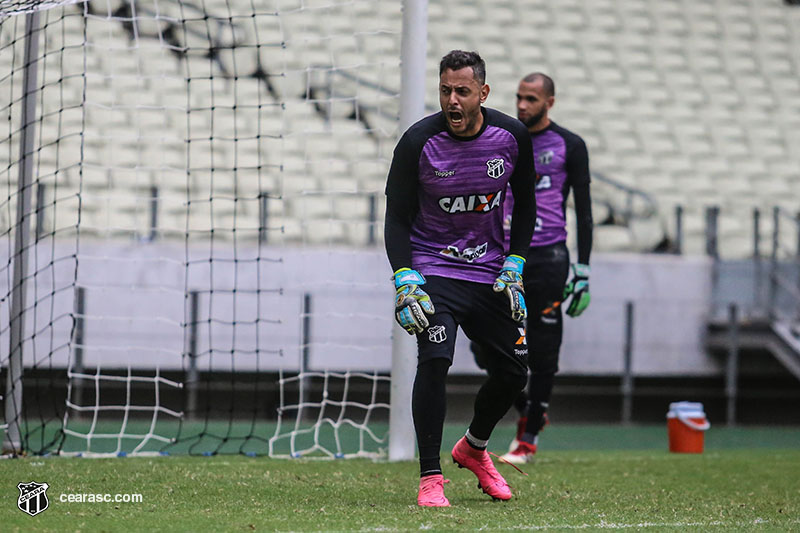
[522,72,555,97]
[439,50,486,85]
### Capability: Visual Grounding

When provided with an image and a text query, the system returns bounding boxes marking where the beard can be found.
[519,108,546,128]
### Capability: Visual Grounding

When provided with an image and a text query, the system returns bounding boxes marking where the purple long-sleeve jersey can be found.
[503,121,593,263]
[385,108,536,284]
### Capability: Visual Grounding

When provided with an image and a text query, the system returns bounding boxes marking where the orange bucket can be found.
[666,401,710,453]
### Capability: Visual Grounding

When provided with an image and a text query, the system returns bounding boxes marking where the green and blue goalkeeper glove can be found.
[393,268,435,335]
[563,263,591,317]
[493,255,527,322]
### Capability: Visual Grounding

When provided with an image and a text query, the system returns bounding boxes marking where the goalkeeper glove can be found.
[393,268,435,335]
[493,255,527,322]
[563,263,591,317]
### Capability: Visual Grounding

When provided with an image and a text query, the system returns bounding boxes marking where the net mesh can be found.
[0,0,399,457]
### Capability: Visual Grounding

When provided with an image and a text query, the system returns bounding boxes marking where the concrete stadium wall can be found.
[0,243,718,377]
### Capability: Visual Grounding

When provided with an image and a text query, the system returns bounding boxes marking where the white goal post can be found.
[0,0,428,459]
[389,0,428,462]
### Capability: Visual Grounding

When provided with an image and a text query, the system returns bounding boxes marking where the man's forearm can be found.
[384,207,414,271]
[572,182,593,265]
[508,196,536,258]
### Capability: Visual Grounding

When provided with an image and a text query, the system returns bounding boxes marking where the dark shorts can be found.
[416,275,528,377]
[523,241,570,374]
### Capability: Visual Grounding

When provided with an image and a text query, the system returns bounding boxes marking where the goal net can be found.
[0,0,404,458]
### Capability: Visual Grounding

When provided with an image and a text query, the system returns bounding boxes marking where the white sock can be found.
[465,430,488,450]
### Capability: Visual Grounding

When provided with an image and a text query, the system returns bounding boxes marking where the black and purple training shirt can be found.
[384,107,536,284]
[503,121,593,264]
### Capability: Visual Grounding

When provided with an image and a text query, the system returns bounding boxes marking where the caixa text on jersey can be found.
[437,191,503,214]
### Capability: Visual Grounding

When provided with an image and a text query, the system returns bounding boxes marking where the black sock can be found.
[525,372,555,436]
[468,371,526,441]
[413,358,450,477]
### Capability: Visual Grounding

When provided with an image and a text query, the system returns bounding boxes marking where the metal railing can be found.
[706,206,800,426]
[591,171,666,252]
[704,205,800,321]
[768,206,800,322]
[592,171,659,224]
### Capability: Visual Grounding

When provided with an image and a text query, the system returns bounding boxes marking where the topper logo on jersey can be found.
[440,242,488,263]
[486,158,505,179]
[438,190,502,214]
[538,150,554,165]
[434,169,455,178]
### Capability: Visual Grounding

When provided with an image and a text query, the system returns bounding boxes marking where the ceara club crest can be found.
[428,325,447,343]
[17,481,49,516]
[486,158,505,179]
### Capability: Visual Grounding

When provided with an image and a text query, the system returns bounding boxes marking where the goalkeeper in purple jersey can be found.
[384,51,536,507]
[474,72,593,463]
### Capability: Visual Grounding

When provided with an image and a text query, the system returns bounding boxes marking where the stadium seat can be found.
[593,225,634,252]
[3,0,800,257]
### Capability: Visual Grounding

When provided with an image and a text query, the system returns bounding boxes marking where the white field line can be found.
[353,518,800,532]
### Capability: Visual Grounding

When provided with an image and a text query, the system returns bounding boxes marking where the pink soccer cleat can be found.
[451,437,512,501]
[417,474,450,507]
[500,440,537,464]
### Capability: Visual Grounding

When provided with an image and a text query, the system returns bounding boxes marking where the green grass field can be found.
[2,424,799,532]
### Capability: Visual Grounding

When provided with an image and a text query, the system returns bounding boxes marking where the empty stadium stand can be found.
[1,0,799,257]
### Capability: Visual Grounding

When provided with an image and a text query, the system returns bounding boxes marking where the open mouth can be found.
[447,110,463,127]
